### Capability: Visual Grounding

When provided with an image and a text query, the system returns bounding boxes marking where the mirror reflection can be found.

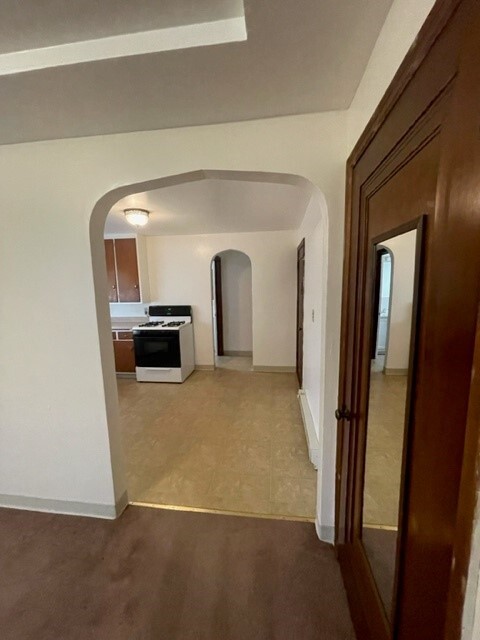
[362,229,417,621]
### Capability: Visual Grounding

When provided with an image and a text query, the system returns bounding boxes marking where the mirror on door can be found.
[362,227,420,623]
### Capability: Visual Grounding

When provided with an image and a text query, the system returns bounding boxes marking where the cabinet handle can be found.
[134,284,139,289]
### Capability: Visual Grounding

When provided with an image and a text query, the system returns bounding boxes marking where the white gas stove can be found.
[132,305,194,383]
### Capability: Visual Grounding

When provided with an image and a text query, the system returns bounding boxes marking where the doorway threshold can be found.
[129,500,315,523]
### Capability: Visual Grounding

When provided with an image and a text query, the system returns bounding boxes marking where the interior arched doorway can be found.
[89,169,331,531]
[211,250,253,370]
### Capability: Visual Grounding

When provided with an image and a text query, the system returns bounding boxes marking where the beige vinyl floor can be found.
[215,354,253,371]
[362,365,408,618]
[118,362,316,520]
[363,366,407,528]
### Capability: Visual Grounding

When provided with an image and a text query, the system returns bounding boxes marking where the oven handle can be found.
[143,368,173,371]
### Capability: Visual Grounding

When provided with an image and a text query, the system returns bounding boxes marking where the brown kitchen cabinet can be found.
[104,237,145,303]
[114,238,140,302]
[112,330,135,373]
[104,239,118,302]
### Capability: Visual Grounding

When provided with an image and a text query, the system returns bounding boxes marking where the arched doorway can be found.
[211,250,253,371]
[90,169,331,528]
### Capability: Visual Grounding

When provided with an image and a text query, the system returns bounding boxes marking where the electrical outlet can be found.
[312,309,315,322]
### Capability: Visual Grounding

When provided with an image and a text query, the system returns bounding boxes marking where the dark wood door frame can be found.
[213,256,224,356]
[336,1,480,638]
[439,8,480,636]
[296,239,305,387]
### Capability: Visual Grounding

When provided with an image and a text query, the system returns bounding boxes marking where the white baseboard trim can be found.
[195,364,215,371]
[223,350,253,357]
[115,490,129,517]
[316,518,335,544]
[0,490,128,520]
[253,365,296,373]
[297,390,321,469]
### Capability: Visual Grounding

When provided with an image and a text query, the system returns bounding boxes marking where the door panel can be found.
[113,340,135,372]
[104,239,118,302]
[213,256,224,356]
[296,239,305,386]
[115,238,140,302]
[336,2,480,638]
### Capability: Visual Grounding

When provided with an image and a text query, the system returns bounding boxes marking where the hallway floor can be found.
[364,368,407,527]
[118,368,316,519]
[215,354,253,371]
[0,505,356,640]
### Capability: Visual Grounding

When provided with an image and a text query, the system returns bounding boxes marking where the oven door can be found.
[133,331,181,368]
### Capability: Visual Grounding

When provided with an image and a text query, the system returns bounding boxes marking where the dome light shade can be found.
[124,208,149,227]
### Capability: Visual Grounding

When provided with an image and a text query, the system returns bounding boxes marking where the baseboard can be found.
[223,350,253,357]
[0,490,128,520]
[253,365,296,373]
[115,490,129,517]
[297,390,321,469]
[316,517,335,544]
[195,364,215,371]
[116,372,136,378]
[384,367,408,376]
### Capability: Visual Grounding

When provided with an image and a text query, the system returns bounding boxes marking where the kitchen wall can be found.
[109,302,145,318]
[147,232,295,368]
[217,250,253,355]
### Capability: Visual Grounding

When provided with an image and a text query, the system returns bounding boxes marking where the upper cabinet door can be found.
[115,238,141,302]
[104,239,118,302]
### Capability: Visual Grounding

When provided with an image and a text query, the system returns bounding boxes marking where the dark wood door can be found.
[213,256,224,356]
[336,2,480,639]
[115,238,140,302]
[104,239,118,302]
[296,239,305,386]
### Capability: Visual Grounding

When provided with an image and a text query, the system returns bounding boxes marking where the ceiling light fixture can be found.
[124,208,150,227]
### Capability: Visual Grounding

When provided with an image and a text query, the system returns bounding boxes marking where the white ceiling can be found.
[0,0,393,145]
[0,0,244,53]
[105,175,312,236]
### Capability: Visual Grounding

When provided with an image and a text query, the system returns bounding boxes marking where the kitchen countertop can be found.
[111,317,145,331]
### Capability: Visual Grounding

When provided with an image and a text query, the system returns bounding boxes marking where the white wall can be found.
[0,111,346,517]
[473,587,480,640]
[296,194,327,437]
[218,250,253,354]
[463,500,480,640]
[147,232,294,367]
[381,231,416,372]
[296,189,337,537]
[348,0,436,148]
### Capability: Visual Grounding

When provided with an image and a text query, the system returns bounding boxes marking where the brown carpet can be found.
[0,505,356,640]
